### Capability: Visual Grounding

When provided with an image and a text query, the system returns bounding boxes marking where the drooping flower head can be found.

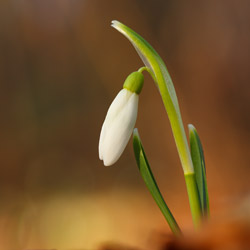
[99,71,144,166]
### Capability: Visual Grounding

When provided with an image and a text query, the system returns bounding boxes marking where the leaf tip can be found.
[133,127,139,137]
[111,20,125,34]
[188,124,195,133]
[111,20,119,27]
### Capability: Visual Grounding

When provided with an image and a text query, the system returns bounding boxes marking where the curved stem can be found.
[138,66,156,82]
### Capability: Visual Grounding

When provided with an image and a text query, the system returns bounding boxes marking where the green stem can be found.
[184,173,202,228]
[138,66,156,81]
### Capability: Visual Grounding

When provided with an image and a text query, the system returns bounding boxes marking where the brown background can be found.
[0,0,249,249]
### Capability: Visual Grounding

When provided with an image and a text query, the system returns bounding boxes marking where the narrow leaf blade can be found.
[188,124,209,217]
[133,129,181,236]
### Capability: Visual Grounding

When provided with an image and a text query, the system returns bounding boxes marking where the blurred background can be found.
[0,0,250,249]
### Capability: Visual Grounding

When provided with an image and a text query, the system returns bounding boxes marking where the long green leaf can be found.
[188,124,209,217]
[133,129,181,236]
[112,20,193,174]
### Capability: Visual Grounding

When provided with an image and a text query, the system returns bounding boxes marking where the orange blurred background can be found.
[0,0,250,249]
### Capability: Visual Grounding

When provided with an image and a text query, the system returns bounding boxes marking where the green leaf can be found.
[112,20,194,175]
[188,124,209,217]
[133,129,181,236]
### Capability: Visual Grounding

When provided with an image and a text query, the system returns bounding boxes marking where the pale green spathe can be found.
[123,71,144,94]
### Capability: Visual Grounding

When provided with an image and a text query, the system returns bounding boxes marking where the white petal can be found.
[98,89,139,166]
[99,89,130,160]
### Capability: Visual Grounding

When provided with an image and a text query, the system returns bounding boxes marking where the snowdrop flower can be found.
[99,71,144,166]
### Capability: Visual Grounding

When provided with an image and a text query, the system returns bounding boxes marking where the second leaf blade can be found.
[188,124,209,217]
[133,129,181,236]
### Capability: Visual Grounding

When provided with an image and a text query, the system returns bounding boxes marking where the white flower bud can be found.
[99,89,139,166]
